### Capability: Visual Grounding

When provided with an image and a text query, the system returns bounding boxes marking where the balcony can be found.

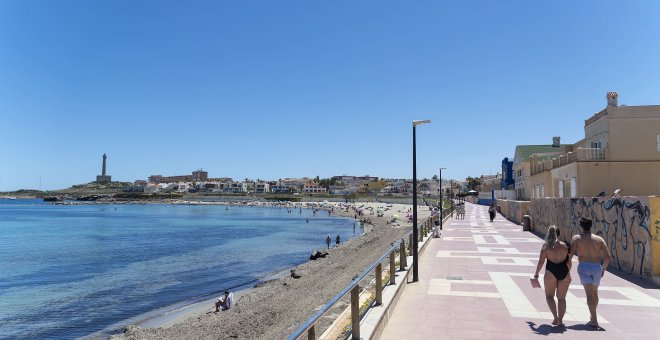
[530,148,605,175]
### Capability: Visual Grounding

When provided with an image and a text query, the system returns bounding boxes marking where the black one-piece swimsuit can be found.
[546,255,570,280]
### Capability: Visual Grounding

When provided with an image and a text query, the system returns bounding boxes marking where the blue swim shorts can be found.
[577,262,603,286]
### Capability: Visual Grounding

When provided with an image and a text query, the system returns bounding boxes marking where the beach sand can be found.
[110,202,432,340]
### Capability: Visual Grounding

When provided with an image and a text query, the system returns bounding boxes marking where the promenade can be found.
[380,202,660,339]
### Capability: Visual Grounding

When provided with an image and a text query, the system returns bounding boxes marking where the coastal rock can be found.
[123,325,141,334]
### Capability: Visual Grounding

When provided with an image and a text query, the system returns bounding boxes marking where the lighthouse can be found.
[96,153,112,183]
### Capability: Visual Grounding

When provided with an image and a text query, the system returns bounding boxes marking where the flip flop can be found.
[586,321,599,328]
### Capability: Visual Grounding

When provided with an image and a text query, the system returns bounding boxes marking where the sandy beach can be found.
[110,201,433,340]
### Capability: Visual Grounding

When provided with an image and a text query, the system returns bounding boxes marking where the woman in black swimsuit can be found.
[534,225,572,327]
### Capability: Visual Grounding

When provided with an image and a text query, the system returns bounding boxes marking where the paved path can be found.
[380,202,660,339]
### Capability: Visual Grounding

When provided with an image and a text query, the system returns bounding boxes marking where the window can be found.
[541,185,545,198]
[657,134,660,152]
[558,181,564,198]
[590,140,602,149]
[570,177,577,197]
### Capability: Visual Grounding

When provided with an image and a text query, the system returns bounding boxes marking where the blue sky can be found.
[1,1,660,191]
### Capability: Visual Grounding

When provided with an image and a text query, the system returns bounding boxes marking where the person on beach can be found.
[215,290,234,312]
[570,217,610,328]
[326,235,331,249]
[533,226,571,327]
[488,203,497,222]
[335,234,340,246]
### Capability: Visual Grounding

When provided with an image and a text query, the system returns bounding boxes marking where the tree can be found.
[466,176,481,191]
[432,175,438,180]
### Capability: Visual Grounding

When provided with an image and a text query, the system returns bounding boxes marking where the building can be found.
[303,182,327,194]
[148,169,209,184]
[358,179,388,194]
[96,153,112,183]
[500,157,514,190]
[512,137,574,200]
[527,92,660,198]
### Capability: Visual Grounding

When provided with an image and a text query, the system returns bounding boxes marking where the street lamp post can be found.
[412,119,431,282]
[439,167,446,230]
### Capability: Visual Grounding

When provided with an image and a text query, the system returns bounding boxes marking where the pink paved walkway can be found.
[380,202,660,339]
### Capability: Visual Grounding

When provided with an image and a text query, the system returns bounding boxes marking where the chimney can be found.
[552,136,560,147]
[607,91,618,107]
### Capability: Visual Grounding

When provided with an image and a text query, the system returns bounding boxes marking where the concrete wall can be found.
[576,161,660,197]
[530,196,659,279]
[651,198,660,278]
[496,199,531,225]
[607,106,660,161]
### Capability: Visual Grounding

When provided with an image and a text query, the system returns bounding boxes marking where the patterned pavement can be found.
[379,202,660,339]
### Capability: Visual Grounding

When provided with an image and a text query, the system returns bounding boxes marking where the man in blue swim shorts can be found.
[570,217,611,328]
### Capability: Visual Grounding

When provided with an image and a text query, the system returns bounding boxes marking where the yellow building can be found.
[358,180,388,194]
[527,92,660,198]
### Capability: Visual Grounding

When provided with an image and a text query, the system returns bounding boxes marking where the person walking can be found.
[488,203,497,222]
[325,235,331,249]
[570,218,611,328]
[533,226,571,326]
[335,234,340,246]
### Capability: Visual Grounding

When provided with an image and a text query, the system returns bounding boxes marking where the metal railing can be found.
[288,213,442,340]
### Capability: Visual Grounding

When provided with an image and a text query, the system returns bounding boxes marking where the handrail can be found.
[287,214,440,340]
[288,228,413,340]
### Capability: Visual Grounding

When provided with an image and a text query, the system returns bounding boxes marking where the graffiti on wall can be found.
[531,197,652,278]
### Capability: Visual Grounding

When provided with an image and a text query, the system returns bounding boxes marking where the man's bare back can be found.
[571,233,608,264]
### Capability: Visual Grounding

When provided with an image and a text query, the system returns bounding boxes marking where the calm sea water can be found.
[0,199,354,339]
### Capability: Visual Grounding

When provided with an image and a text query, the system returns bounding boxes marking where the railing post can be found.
[376,263,383,305]
[389,251,396,285]
[307,325,316,340]
[400,238,406,269]
[351,285,360,340]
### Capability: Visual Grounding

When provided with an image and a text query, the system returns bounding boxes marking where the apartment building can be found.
[527,92,660,198]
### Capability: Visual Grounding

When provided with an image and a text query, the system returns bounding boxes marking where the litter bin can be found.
[522,215,532,231]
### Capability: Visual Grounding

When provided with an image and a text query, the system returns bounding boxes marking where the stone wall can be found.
[496,199,531,225]
[530,197,658,279]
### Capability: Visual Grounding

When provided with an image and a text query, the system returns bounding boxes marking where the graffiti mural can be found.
[531,197,652,278]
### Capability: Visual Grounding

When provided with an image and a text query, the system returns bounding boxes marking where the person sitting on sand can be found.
[214,290,234,312]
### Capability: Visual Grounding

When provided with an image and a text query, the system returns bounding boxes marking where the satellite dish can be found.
[613,189,622,198]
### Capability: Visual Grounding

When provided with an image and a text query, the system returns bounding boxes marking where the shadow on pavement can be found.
[565,323,606,332]
[526,321,567,335]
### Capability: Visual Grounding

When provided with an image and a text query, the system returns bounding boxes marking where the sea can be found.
[0,198,355,339]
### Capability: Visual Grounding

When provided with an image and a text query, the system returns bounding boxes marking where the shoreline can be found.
[109,201,432,340]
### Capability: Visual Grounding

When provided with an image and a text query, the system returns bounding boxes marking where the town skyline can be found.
[2,1,660,191]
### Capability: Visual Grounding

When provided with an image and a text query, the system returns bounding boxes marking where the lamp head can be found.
[412,120,432,127]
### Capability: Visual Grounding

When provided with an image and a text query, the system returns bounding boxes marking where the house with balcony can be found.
[512,138,574,200]
[303,182,327,194]
[255,181,270,194]
[527,92,660,198]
